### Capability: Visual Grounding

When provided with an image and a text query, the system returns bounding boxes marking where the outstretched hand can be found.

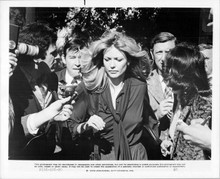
[48,97,74,121]
[176,119,211,150]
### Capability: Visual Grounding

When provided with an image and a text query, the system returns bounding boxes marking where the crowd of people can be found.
[8,21,212,160]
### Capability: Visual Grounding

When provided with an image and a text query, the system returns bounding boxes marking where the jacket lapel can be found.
[56,69,66,83]
[147,70,164,103]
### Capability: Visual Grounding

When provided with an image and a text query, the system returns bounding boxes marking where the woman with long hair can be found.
[71,29,151,160]
[162,42,212,160]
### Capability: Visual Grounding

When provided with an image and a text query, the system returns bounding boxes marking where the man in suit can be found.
[146,32,177,159]
[55,32,92,159]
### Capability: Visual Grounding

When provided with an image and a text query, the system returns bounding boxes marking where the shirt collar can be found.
[65,71,74,85]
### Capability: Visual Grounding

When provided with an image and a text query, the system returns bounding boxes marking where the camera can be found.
[9,24,20,53]
[17,43,40,56]
[10,24,40,56]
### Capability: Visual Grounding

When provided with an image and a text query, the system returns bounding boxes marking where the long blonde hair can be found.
[80,30,150,93]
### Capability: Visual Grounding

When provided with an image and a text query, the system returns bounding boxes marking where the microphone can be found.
[63,83,84,104]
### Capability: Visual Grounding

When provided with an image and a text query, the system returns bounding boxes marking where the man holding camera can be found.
[9,22,69,159]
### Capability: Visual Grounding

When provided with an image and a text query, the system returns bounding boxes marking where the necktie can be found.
[164,86,172,99]
[164,86,173,120]
[72,75,82,84]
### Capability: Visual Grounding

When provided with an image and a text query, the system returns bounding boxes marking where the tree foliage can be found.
[10,7,161,46]
[65,8,160,43]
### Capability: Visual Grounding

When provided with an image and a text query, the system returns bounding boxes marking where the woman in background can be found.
[161,42,212,160]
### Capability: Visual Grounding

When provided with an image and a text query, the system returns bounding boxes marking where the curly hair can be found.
[163,42,210,107]
[81,30,151,92]
[18,22,57,60]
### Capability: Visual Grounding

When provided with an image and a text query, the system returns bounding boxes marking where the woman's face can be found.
[103,46,129,82]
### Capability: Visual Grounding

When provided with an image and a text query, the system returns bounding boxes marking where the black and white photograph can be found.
[0,0,219,178]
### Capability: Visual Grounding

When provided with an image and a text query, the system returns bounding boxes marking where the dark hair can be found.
[163,42,210,107]
[63,35,89,57]
[150,32,177,49]
[18,22,57,60]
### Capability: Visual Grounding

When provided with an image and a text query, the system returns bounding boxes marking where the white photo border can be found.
[0,0,219,178]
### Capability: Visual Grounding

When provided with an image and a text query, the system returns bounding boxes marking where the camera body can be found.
[9,24,20,53]
[10,24,40,56]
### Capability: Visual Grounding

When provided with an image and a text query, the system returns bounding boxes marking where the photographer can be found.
[9,22,68,159]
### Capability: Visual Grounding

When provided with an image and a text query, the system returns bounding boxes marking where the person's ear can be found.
[150,49,154,60]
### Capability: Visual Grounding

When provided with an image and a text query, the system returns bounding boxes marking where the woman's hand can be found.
[84,114,106,131]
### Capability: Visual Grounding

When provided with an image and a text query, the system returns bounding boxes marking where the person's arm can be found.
[176,119,211,150]
[24,97,73,135]
[76,114,105,134]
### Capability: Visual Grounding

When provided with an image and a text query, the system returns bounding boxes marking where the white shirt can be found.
[65,71,74,85]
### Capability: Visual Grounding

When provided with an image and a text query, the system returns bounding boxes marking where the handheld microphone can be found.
[63,83,84,104]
